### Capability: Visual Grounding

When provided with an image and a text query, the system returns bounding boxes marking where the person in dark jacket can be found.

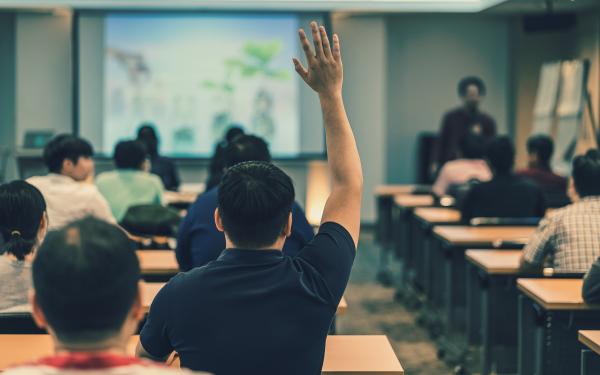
[137,124,180,191]
[205,126,245,191]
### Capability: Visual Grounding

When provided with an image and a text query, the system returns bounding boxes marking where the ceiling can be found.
[486,0,600,14]
[0,0,512,13]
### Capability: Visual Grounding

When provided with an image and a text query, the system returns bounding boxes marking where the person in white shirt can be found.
[2,217,207,375]
[27,134,116,230]
[432,133,492,197]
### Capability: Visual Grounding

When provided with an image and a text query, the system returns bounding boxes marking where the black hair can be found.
[527,134,554,166]
[459,134,486,159]
[0,181,46,261]
[114,140,148,170]
[218,161,294,248]
[572,149,600,198]
[224,135,271,169]
[32,217,140,344]
[136,123,158,156]
[43,134,93,174]
[224,126,245,143]
[458,76,486,97]
[485,136,514,175]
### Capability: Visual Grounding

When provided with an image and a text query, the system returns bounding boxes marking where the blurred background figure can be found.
[205,125,245,191]
[137,123,180,191]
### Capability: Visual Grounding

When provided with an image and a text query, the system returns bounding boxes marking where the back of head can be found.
[572,149,600,198]
[459,134,486,159]
[224,126,245,143]
[0,181,46,260]
[218,161,294,248]
[43,134,93,174]
[136,123,158,156]
[458,76,486,97]
[485,136,514,175]
[32,217,140,344]
[114,140,147,170]
[527,134,554,166]
[223,135,271,169]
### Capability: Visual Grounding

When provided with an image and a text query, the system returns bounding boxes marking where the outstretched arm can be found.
[293,22,363,247]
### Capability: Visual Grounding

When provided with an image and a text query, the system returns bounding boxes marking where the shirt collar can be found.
[47,173,78,184]
[217,248,283,264]
[31,352,147,370]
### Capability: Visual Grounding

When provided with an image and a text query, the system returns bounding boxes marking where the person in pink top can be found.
[432,133,492,197]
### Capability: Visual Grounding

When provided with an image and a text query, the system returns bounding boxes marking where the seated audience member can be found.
[516,134,568,202]
[3,217,205,375]
[176,134,314,271]
[583,256,600,303]
[205,125,245,191]
[27,134,115,229]
[137,124,180,191]
[432,133,492,197]
[522,149,600,274]
[97,140,164,222]
[0,181,47,311]
[138,22,362,375]
[461,136,545,223]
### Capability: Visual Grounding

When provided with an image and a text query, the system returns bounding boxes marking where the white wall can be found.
[15,12,72,147]
[333,14,387,222]
[386,14,510,183]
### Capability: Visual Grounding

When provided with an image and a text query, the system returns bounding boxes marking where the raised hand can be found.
[293,21,343,98]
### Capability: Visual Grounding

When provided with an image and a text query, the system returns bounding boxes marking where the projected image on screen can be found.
[103,14,300,156]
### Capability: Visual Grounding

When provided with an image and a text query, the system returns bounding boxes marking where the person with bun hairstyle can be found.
[0,180,48,311]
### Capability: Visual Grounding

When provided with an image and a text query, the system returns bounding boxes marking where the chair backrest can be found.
[470,217,542,226]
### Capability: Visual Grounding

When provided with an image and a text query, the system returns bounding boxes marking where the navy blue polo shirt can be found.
[175,187,315,271]
[140,222,355,375]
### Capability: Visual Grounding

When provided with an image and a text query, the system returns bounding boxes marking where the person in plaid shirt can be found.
[521,150,600,274]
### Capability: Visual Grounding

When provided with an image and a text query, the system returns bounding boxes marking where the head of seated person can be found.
[222,134,271,170]
[458,133,486,160]
[458,76,486,112]
[114,140,150,173]
[30,217,142,350]
[485,136,514,177]
[572,149,600,201]
[137,124,159,157]
[527,134,554,170]
[216,161,294,250]
[43,134,94,182]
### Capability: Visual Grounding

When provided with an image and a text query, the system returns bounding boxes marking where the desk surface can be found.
[393,194,435,208]
[517,278,600,311]
[0,335,402,374]
[374,184,429,196]
[433,226,536,247]
[579,330,600,356]
[414,207,461,224]
[137,250,179,275]
[465,250,522,274]
[163,191,200,205]
[141,283,348,316]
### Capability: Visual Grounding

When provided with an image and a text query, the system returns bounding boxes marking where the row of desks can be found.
[0,335,403,375]
[375,185,600,375]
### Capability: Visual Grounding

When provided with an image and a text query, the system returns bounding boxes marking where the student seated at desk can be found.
[27,134,116,230]
[461,136,545,223]
[138,22,361,375]
[175,134,314,271]
[0,181,47,312]
[137,124,180,192]
[205,125,245,191]
[2,217,205,375]
[97,140,165,222]
[583,257,600,303]
[432,133,491,197]
[521,150,600,274]
[516,134,568,206]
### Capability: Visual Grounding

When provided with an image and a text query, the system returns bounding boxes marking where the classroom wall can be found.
[512,11,600,168]
[385,14,511,184]
[0,13,17,182]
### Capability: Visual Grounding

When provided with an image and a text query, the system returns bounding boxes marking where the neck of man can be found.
[225,236,286,251]
[53,334,129,356]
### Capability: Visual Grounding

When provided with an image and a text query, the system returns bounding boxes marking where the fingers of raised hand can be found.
[319,26,332,60]
[332,33,341,62]
[299,28,315,65]
[310,22,325,59]
[292,57,309,81]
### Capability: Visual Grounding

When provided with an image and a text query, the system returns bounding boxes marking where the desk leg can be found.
[481,275,492,375]
[581,349,600,375]
[518,294,544,375]
[376,196,393,286]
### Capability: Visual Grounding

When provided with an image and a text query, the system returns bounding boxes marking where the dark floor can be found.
[336,229,453,375]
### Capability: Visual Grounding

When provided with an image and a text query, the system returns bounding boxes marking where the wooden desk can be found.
[374,184,430,197]
[137,250,179,276]
[164,191,199,206]
[414,207,460,224]
[517,279,600,375]
[393,194,435,208]
[581,330,600,355]
[465,249,522,275]
[433,226,535,248]
[579,331,600,375]
[0,335,403,375]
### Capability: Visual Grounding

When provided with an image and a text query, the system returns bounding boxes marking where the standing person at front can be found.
[137,22,363,375]
[433,76,497,173]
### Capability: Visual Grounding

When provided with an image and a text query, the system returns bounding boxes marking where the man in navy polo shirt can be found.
[137,21,363,375]
[175,134,315,271]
